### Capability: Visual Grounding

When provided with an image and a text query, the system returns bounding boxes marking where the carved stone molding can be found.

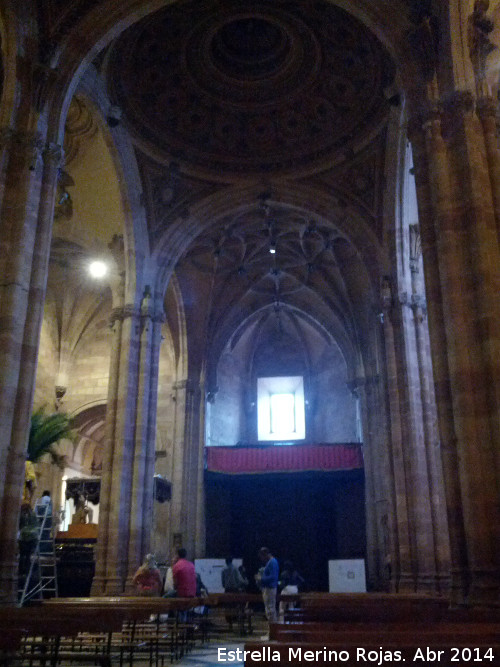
[468,0,496,96]
[109,304,140,326]
[409,223,421,274]
[172,378,199,395]
[380,277,393,312]
[138,154,220,247]
[0,128,45,167]
[43,142,65,168]
[476,95,498,120]
[411,293,427,316]
[406,7,440,84]
[64,96,98,166]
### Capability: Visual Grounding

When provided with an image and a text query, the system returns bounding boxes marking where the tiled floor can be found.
[177,641,245,667]
[177,615,268,667]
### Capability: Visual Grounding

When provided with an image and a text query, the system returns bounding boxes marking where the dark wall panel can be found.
[205,469,365,591]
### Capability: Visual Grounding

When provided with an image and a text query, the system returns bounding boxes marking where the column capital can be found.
[380,277,393,313]
[0,127,45,169]
[42,142,65,168]
[172,378,199,395]
[443,90,475,118]
[109,304,140,326]
[476,95,497,119]
[410,293,427,321]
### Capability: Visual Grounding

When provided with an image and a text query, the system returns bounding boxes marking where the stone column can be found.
[409,119,469,605]
[0,130,62,603]
[380,281,413,592]
[91,287,164,596]
[353,375,388,591]
[409,95,500,604]
[476,97,500,244]
[410,288,451,594]
[394,291,440,594]
[169,376,204,559]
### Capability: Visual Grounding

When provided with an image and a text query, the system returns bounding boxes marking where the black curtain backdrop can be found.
[205,469,365,591]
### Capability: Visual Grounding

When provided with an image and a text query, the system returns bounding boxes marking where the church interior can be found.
[1,0,500,628]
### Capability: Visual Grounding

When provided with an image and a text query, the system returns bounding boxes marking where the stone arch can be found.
[74,66,151,306]
[71,402,107,476]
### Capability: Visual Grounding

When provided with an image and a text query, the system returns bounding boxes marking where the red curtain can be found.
[205,443,363,474]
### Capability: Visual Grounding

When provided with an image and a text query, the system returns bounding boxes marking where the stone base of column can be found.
[90,576,106,597]
[415,572,448,595]
[397,571,416,592]
[0,560,18,605]
[123,577,137,596]
[434,572,451,597]
[448,568,470,607]
[468,569,500,606]
[104,576,125,596]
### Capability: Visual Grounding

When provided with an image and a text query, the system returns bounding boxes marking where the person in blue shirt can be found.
[255,547,279,626]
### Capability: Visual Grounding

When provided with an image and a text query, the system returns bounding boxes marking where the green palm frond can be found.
[28,407,76,469]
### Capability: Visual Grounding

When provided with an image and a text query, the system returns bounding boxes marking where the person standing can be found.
[222,557,247,592]
[221,557,247,631]
[279,560,304,620]
[255,547,279,628]
[172,548,197,597]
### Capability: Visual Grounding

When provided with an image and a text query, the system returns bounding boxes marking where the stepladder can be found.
[18,500,58,605]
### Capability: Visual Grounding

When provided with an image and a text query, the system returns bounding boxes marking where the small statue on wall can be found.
[71,493,92,524]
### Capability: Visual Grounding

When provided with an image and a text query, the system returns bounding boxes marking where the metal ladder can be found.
[19,500,58,605]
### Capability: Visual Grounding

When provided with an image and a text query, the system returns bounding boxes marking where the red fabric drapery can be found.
[205,443,363,474]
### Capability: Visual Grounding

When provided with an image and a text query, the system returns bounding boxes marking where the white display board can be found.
[328,559,366,593]
[194,558,242,594]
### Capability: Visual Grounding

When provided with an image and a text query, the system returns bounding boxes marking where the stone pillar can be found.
[380,280,413,592]
[91,287,164,596]
[393,291,439,594]
[0,129,62,603]
[354,375,391,591]
[410,289,451,594]
[409,94,500,604]
[409,120,469,605]
[169,376,204,559]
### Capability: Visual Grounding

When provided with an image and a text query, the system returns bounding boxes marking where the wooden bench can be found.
[1,597,206,667]
[44,598,205,665]
[245,594,500,667]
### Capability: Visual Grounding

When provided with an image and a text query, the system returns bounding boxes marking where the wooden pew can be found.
[44,597,205,664]
[245,594,500,667]
[1,597,205,667]
[292,593,449,623]
[270,621,500,643]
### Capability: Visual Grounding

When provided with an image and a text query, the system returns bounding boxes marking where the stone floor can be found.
[176,640,245,667]
[174,614,268,667]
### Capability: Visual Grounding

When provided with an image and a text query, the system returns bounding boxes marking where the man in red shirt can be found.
[172,547,197,597]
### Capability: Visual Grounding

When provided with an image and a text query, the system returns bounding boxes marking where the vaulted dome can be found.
[108,0,394,178]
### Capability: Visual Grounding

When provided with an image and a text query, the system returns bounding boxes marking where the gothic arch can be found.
[74,66,151,305]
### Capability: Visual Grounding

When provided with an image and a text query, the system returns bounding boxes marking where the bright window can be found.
[270,393,295,433]
[257,376,305,441]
